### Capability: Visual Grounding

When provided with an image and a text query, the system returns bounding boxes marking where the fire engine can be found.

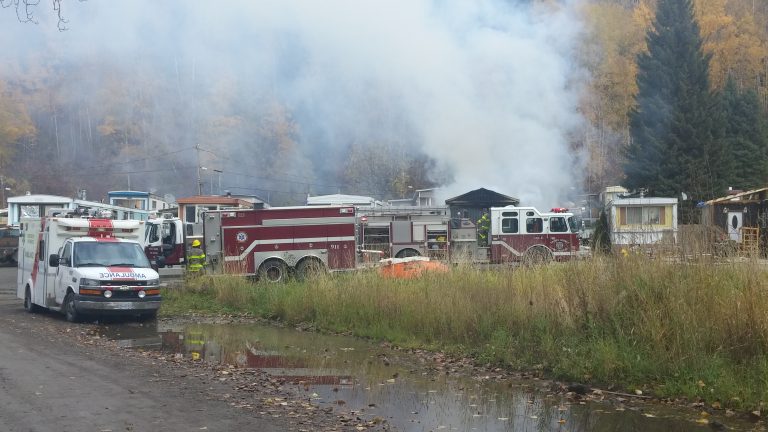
[17,211,161,322]
[195,204,580,281]
[358,205,579,265]
[201,205,358,282]
[144,214,186,268]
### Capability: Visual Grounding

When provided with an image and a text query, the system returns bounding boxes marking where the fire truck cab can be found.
[145,214,186,268]
[17,213,161,322]
[486,206,579,264]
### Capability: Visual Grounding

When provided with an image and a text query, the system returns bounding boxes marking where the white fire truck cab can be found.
[144,214,186,269]
[17,214,161,322]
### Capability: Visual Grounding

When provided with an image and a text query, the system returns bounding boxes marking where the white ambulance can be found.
[17,213,161,322]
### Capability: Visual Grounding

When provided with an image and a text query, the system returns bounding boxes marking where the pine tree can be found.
[721,77,768,190]
[591,209,612,255]
[625,0,728,200]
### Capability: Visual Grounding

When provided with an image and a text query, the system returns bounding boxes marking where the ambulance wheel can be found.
[63,292,81,323]
[395,248,420,258]
[523,246,553,266]
[23,286,39,313]
[296,258,325,281]
[259,259,288,283]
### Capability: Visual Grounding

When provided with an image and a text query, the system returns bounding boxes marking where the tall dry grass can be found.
[165,255,768,408]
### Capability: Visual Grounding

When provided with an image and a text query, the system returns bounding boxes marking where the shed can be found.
[445,188,520,226]
[701,187,768,248]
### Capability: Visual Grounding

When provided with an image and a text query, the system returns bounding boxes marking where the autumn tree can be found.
[625,0,728,200]
[579,0,654,192]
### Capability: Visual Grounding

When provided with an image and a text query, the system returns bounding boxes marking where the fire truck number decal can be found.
[236,232,248,243]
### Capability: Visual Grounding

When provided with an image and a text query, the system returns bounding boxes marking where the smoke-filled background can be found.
[0,0,585,207]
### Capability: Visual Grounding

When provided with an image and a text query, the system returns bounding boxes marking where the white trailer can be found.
[17,214,161,322]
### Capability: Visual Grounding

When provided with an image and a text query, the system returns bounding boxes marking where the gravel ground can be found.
[0,267,388,432]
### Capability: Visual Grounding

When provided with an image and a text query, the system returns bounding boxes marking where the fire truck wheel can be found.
[523,246,553,266]
[259,259,288,283]
[296,258,325,281]
[63,292,81,323]
[23,286,39,313]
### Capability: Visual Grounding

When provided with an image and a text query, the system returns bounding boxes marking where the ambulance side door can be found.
[54,241,73,306]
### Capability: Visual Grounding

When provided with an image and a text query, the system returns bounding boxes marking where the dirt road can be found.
[0,267,361,432]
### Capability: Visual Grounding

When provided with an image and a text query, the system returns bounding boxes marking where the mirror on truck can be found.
[48,253,60,267]
[155,256,166,268]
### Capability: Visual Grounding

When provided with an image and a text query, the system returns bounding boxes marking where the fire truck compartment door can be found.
[391,221,412,243]
[412,224,425,242]
[203,212,223,262]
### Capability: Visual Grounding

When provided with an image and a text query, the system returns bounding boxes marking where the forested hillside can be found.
[581,0,768,198]
[0,0,766,205]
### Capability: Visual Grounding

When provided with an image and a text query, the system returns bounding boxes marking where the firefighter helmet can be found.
[192,239,201,247]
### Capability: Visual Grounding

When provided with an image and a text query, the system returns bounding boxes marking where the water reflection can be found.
[100,321,753,432]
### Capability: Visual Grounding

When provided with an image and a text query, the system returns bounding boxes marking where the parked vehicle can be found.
[201,205,358,282]
[17,212,161,322]
[144,214,186,269]
[359,206,581,265]
[196,204,581,281]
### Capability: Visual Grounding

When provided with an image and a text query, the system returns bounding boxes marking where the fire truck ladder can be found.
[741,227,760,256]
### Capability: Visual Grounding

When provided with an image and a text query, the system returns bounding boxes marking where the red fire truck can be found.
[201,205,358,282]
[475,206,580,264]
[197,204,580,281]
[358,206,580,265]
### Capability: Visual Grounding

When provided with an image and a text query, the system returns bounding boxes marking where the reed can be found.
[162,255,768,409]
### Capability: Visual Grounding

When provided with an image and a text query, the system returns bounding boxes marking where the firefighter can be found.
[477,211,490,247]
[187,239,206,274]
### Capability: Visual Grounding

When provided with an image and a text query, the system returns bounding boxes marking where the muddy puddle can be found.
[99,320,758,432]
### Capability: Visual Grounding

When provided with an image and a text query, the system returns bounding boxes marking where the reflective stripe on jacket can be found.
[188,247,206,272]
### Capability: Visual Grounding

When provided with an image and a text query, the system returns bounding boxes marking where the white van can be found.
[17,215,161,322]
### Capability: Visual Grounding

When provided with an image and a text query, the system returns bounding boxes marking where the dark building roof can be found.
[445,188,520,207]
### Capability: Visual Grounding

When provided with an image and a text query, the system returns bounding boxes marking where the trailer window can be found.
[549,217,568,233]
[626,207,642,224]
[502,211,518,217]
[501,218,518,233]
[185,205,196,223]
[624,206,663,225]
[38,240,45,261]
[526,218,543,233]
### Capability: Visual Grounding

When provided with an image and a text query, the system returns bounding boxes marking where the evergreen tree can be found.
[591,209,613,255]
[625,0,728,200]
[721,77,768,190]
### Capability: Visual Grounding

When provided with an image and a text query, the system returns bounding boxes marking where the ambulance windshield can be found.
[73,242,151,268]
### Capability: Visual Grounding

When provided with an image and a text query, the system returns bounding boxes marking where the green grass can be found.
[160,256,768,410]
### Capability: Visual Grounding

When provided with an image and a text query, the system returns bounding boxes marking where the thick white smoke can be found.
[1,0,585,208]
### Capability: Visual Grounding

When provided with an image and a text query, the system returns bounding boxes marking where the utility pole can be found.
[195,144,203,195]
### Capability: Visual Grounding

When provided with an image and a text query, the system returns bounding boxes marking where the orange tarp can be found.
[378,257,450,279]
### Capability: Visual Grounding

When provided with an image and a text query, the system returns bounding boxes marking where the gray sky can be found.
[1,0,585,207]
